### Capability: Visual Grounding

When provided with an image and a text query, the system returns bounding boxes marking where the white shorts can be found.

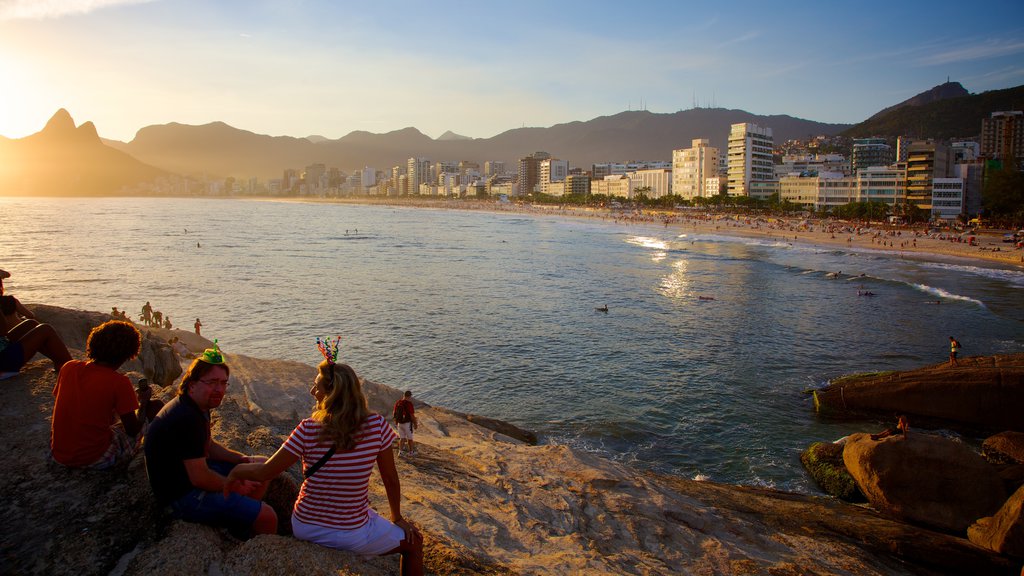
[292,509,404,556]
[397,422,414,440]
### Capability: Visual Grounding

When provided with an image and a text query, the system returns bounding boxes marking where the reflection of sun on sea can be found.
[658,259,690,299]
[627,236,669,262]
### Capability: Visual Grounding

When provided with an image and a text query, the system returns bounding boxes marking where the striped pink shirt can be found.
[282,413,396,529]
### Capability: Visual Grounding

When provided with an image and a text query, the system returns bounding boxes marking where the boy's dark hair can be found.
[86,321,142,367]
[0,295,16,315]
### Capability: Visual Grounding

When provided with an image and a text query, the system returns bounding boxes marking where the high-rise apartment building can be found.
[981,111,1024,168]
[517,151,550,196]
[407,157,430,196]
[484,161,505,177]
[851,138,893,174]
[727,123,774,196]
[672,139,720,200]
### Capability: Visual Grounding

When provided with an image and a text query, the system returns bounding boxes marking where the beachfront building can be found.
[748,180,779,201]
[981,110,1024,168]
[904,141,950,211]
[518,151,551,196]
[628,168,672,199]
[565,174,590,197]
[591,174,633,199]
[727,123,774,196]
[672,139,720,200]
[954,162,984,217]
[407,157,431,196]
[857,165,906,207]
[931,178,965,220]
[851,138,893,174]
[780,166,908,213]
[539,158,569,195]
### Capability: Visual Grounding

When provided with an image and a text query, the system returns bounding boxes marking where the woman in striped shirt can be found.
[227,360,423,575]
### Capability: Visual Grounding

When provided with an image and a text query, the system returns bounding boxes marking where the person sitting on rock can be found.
[0,295,72,376]
[168,336,192,360]
[51,320,162,468]
[870,415,909,441]
[143,344,278,537]
[225,356,423,575]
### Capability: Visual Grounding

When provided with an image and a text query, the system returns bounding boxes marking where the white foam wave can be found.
[920,262,1024,287]
[910,283,986,306]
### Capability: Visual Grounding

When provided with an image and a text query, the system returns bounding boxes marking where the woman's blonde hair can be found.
[314,361,370,451]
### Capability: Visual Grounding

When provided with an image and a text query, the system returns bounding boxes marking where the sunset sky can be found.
[2,0,1023,142]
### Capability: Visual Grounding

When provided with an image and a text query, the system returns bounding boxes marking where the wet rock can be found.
[800,441,864,502]
[814,354,1024,433]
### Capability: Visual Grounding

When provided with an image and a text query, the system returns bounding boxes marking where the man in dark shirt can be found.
[144,348,277,536]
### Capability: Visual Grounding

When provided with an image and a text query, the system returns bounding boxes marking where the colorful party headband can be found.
[316,336,341,365]
[201,339,225,365]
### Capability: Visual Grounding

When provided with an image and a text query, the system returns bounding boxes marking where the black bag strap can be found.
[304,444,336,479]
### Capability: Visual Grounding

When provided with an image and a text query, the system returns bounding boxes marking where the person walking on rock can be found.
[393,390,418,455]
[949,336,961,367]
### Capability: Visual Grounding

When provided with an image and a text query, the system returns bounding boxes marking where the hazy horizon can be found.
[2,0,1023,142]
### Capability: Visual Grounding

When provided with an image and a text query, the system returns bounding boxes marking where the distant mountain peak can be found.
[437,130,472,141]
[306,135,329,143]
[43,108,76,134]
[867,81,970,121]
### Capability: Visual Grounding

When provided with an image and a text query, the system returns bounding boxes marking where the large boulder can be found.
[814,354,1024,433]
[983,431,1024,465]
[843,432,1007,533]
[968,484,1024,558]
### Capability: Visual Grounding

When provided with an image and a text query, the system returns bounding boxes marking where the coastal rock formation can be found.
[985,431,1024,465]
[4,304,1023,575]
[969,485,1024,558]
[137,331,182,387]
[799,441,864,502]
[813,354,1024,433]
[843,432,1007,533]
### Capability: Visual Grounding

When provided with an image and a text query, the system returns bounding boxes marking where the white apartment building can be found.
[539,158,569,195]
[672,139,720,200]
[407,157,430,196]
[727,123,774,196]
[780,165,910,212]
[592,174,633,199]
[931,178,965,220]
[628,168,672,198]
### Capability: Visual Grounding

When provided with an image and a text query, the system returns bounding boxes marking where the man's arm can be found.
[119,411,144,438]
[208,439,246,464]
[13,297,36,320]
[183,457,230,492]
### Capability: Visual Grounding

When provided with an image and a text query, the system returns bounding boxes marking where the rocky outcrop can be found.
[843,432,1007,533]
[813,354,1024,433]
[800,441,864,502]
[970,485,1024,558]
[985,431,1024,465]
[137,331,182,387]
[5,304,1023,576]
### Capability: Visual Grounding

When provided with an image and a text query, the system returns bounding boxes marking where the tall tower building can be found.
[727,123,774,196]
[407,157,430,196]
[672,138,720,200]
[981,110,1024,168]
[517,151,550,197]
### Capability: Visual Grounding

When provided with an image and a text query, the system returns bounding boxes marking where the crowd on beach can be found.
[0,269,425,575]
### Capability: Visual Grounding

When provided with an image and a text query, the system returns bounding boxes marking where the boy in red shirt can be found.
[51,321,160,469]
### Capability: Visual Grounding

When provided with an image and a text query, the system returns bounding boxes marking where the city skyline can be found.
[1,0,1023,143]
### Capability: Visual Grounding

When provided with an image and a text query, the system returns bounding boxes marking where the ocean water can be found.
[3,197,1022,491]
